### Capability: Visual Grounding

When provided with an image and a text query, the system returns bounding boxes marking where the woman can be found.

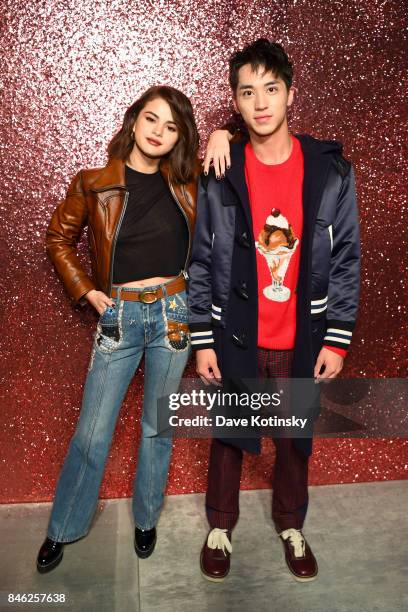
[37,85,231,573]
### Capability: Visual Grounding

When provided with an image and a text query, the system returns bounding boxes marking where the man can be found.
[187,39,360,582]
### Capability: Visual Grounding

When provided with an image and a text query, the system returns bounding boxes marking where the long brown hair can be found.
[107,86,199,184]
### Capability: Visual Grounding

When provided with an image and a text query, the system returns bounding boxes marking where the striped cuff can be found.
[311,295,327,316]
[211,303,222,321]
[189,322,214,350]
[323,319,355,351]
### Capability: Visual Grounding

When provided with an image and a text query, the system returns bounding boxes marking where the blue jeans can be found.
[47,281,190,542]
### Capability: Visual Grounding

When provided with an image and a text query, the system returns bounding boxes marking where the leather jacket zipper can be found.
[108,191,129,296]
[168,180,191,278]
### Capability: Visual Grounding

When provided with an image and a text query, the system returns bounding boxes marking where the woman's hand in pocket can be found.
[85,289,114,315]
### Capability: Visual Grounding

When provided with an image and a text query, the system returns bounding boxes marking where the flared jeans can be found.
[47,283,190,542]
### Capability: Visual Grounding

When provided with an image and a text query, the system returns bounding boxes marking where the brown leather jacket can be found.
[46,157,199,305]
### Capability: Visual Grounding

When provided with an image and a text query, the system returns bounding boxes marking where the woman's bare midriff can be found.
[118,276,177,288]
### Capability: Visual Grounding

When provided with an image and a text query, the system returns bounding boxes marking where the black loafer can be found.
[36,538,64,573]
[134,526,156,559]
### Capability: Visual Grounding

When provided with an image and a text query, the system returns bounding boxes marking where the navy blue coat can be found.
[187,134,360,456]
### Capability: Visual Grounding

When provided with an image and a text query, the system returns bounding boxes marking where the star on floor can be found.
[169,299,178,311]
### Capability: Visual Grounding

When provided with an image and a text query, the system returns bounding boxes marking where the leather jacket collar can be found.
[90,157,172,192]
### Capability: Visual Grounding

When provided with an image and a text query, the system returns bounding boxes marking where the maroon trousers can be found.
[206,348,309,533]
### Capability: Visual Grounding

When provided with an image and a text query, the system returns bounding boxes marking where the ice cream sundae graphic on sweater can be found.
[256,208,299,302]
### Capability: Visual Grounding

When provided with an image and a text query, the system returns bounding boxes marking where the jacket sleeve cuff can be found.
[72,278,97,306]
[323,345,347,358]
[189,322,214,350]
[323,319,355,351]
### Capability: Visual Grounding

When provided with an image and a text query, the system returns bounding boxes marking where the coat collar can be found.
[225,138,247,188]
[90,158,126,191]
[224,133,333,230]
[296,133,333,235]
[224,140,253,233]
[90,157,172,192]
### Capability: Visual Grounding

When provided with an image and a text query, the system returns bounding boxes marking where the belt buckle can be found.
[139,289,158,304]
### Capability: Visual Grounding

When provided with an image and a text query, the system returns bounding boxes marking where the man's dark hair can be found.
[229,39,293,93]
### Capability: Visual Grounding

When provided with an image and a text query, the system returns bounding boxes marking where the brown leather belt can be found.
[111,275,186,304]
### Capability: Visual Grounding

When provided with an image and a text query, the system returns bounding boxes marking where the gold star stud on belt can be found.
[169,299,177,311]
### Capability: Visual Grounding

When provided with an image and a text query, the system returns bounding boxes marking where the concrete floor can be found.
[0,481,407,612]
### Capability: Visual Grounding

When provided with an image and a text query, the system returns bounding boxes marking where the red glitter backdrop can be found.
[0,1,406,503]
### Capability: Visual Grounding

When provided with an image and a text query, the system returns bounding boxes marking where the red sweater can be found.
[245,137,346,358]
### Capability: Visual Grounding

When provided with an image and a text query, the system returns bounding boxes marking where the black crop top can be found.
[112,165,189,284]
